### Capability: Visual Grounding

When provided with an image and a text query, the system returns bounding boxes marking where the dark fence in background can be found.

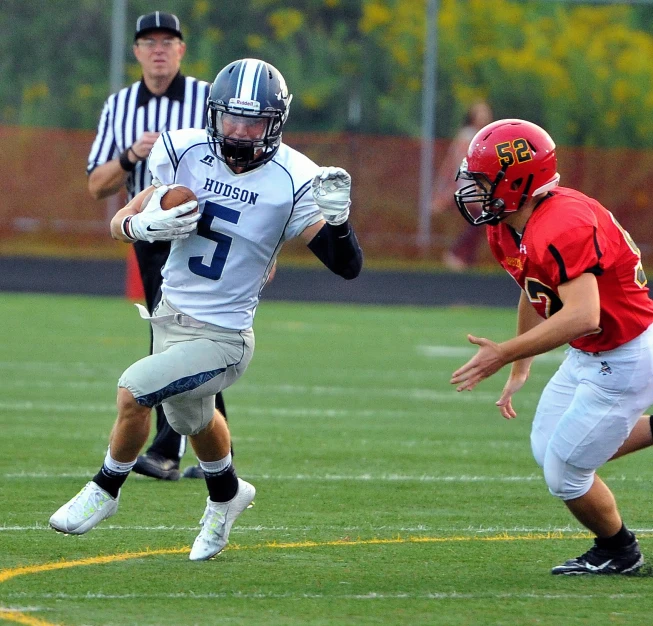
[2,125,652,268]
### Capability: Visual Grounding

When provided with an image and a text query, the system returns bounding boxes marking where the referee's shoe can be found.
[133,452,180,481]
[182,465,205,479]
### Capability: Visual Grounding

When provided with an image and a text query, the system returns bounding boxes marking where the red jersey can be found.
[487,186,653,352]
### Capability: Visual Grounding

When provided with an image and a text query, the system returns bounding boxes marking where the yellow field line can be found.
[0,531,640,626]
[0,532,595,586]
[0,611,62,626]
[0,548,187,585]
[228,531,596,552]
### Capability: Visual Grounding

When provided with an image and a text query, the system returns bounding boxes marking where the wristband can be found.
[327,221,350,237]
[121,215,137,241]
[129,146,146,161]
[119,149,136,172]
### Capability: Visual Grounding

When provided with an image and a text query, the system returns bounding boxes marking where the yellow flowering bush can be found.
[362,0,653,145]
[5,0,653,146]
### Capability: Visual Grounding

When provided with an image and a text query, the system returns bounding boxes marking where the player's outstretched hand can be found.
[450,334,507,392]
[129,185,200,243]
[312,166,351,225]
[496,376,523,419]
[495,358,532,419]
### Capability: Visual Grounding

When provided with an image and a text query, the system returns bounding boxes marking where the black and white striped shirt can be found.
[87,72,211,199]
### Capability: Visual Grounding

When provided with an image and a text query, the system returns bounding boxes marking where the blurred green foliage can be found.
[2,0,653,146]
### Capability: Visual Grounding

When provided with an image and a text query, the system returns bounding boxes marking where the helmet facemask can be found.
[454,159,511,226]
[207,105,285,170]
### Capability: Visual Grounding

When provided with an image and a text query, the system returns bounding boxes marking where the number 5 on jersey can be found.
[189,201,241,280]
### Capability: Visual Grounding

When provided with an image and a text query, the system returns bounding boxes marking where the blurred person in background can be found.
[432,101,493,271]
[451,118,653,576]
[51,58,363,561]
[86,11,225,481]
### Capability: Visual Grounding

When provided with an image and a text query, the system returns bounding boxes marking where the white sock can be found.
[104,447,136,474]
[199,452,232,475]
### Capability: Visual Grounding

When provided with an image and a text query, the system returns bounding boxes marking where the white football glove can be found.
[311,166,351,226]
[128,185,200,243]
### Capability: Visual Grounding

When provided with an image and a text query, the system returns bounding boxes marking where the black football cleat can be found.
[132,452,180,481]
[182,464,205,479]
[552,538,643,575]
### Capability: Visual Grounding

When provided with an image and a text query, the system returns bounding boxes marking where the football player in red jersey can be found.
[450,119,653,575]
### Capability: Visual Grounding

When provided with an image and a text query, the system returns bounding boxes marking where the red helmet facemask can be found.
[454,119,560,226]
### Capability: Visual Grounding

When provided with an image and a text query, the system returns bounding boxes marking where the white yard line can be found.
[0,361,119,375]
[0,401,467,418]
[0,401,115,413]
[0,383,540,413]
[6,471,648,483]
[0,591,643,601]
[6,524,653,534]
[5,380,109,389]
[4,471,545,481]
[417,345,566,363]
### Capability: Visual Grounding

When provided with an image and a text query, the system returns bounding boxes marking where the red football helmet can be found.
[454,119,560,225]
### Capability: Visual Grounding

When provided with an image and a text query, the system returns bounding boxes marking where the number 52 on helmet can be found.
[454,119,560,226]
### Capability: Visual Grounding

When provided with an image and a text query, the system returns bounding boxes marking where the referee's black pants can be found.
[133,240,228,463]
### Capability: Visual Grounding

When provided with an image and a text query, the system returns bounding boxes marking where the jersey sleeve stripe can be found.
[592,227,603,261]
[294,179,312,204]
[547,244,568,283]
[161,131,179,170]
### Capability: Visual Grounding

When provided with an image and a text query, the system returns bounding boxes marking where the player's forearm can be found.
[501,304,597,364]
[516,291,543,336]
[110,206,137,242]
[88,160,129,200]
[503,273,601,363]
[510,293,541,376]
[307,221,363,280]
[110,186,155,242]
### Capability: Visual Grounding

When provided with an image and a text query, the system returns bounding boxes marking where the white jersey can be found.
[148,128,323,329]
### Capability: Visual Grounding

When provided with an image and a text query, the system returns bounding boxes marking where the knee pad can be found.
[162,396,215,436]
[542,447,594,500]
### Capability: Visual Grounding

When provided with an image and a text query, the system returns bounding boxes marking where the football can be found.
[142,184,198,215]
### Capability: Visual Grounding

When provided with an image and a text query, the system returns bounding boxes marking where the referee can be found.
[87,11,226,481]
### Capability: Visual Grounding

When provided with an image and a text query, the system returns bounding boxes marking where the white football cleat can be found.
[189,478,255,561]
[49,481,119,535]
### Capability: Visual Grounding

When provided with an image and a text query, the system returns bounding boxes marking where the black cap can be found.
[134,11,183,41]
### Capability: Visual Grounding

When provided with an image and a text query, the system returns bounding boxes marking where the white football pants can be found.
[531,324,653,500]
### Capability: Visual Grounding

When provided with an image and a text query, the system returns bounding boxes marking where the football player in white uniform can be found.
[50,59,363,561]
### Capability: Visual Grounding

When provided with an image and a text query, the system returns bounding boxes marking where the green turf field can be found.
[1,292,652,626]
